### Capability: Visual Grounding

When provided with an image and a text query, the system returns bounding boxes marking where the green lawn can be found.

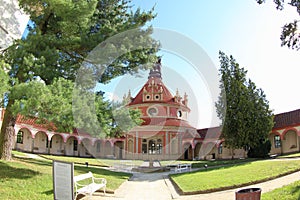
[0,153,131,200]
[262,180,300,200]
[171,159,300,194]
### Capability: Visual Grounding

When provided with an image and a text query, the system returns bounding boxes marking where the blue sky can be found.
[93,1,300,128]
[114,0,299,128]
[14,1,300,129]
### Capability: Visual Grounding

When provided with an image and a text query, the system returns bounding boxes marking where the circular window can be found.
[177,110,182,118]
[148,107,158,116]
[154,94,160,100]
[145,94,151,100]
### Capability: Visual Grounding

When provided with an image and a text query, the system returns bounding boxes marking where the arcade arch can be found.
[49,134,64,155]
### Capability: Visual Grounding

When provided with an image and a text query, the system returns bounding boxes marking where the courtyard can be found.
[1,151,300,200]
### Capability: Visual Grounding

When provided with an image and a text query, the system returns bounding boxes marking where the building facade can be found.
[123,59,200,160]
[2,60,300,160]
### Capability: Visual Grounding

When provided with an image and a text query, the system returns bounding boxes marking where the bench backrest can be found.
[74,172,93,182]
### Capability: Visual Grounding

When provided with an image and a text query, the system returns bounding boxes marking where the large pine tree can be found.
[216,51,274,157]
[0,0,159,160]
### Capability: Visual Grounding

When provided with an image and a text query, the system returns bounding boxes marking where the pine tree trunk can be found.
[0,107,16,161]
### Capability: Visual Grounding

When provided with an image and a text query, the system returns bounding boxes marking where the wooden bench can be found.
[175,163,192,173]
[74,171,106,199]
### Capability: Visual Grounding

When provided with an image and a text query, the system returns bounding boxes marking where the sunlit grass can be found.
[171,160,300,193]
[278,152,300,158]
[12,150,28,157]
[262,180,300,200]
[0,154,131,200]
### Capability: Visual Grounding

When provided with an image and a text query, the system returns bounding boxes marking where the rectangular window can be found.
[157,144,162,154]
[142,143,147,154]
[274,135,281,148]
[17,131,23,144]
[73,140,78,151]
[218,144,223,154]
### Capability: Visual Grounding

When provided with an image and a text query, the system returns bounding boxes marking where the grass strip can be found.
[261,180,300,200]
[278,153,300,159]
[40,154,146,167]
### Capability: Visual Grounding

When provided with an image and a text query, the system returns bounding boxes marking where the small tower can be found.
[125,58,197,161]
[148,57,162,79]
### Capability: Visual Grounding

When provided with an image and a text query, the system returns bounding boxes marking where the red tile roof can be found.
[155,118,194,128]
[273,109,300,129]
[196,109,300,138]
[197,126,222,140]
[16,114,57,131]
[128,77,177,105]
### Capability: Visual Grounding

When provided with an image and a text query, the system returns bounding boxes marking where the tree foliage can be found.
[110,101,144,137]
[216,51,274,153]
[0,61,10,107]
[255,0,300,50]
[0,0,158,160]
[72,91,143,138]
[247,138,271,158]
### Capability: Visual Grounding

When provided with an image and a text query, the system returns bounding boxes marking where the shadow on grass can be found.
[0,161,41,180]
[291,185,300,199]
[14,156,53,167]
[42,189,53,195]
[183,159,256,176]
[74,165,131,180]
[191,158,258,169]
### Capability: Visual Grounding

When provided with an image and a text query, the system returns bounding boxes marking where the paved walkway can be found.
[88,167,300,200]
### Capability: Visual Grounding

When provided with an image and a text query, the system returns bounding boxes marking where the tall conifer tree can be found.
[216,51,273,157]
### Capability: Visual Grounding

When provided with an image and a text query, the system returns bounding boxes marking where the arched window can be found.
[157,139,162,154]
[142,139,147,154]
[149,140,156,154]
[274,135,281,148]
[96,142,101,153]
[17,131,23,144]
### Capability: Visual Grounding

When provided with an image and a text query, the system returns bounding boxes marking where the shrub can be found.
[247,139,271,158]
